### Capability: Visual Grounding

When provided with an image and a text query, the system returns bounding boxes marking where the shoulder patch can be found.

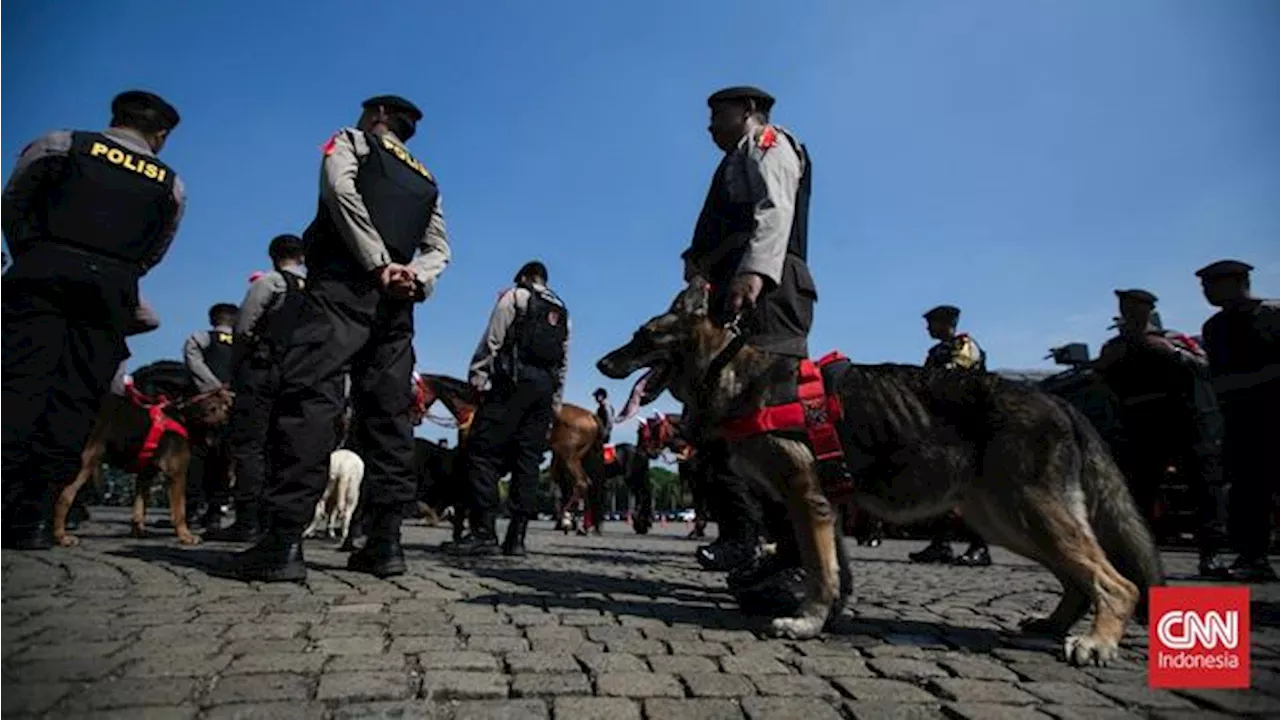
[757,125,778,150]
[322,131,340,156]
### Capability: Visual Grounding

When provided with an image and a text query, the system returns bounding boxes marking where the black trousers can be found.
[466,368,557,521]
[263,278,417,534]
[1224,407,1278,559]
[227,352,277,515]
[2,269,129,532]
[187,426,232,515]
[701,439,770,544]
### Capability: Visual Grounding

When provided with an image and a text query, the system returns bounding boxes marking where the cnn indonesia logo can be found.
[1149,586,1250,689]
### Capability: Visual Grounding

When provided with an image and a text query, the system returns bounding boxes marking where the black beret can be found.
[268,234,304,258]
[362,95,423,122]
[1115,288,1158,305]
[593,388,607,398]
[923,305,961,323]
[1195,259,1253,279]
[514,261,548,283]
[707,86,776,112]
[111,90,180,130]
[209,302,239,316]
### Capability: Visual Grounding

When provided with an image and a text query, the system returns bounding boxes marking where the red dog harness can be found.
[603,444,618,466]
[720,351,848,461]
[123,382,188,473]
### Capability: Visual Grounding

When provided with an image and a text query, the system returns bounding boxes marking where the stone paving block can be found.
[330,700,438,719]
[644,698,745,720]
[553,696,642,720]
[64,677,201,711]
[643,626,706,641]
[222,638,311,655]
[452,699,549,720]
[391,635,462,653]
[1019,681,1118,707]
[530,638,604,654]
[586,626,644,643]
[1093,684,1199,709]
[1007,663,1098,685]
[831,677,940,703]
[463,622,523,637]
[420,650,500,671]
[945,704,1055,720]
[313,635,387,655]
[938,656,1021,681]
[326,653,411,672]
[655,654,719,674]
[561,613,619,627]
[468,635,532,653]
[18,639,125,661]
[867,658,950,680]
[740,696,844,720]
[506,651,583,674]
[596,671,685,697]
[720,654,792,675]
[8,656,128,682]
[309,621,387,639]
[792,655,873,677]
[842,704,948,720]
[928,679,1041,705]
[420,671,509,700]
[209,672,314,704]
[223,621,306,640]
[526,625,585,641]
[669,640,730,656]
[606,639,667,655]
[701,629,758,644]
[682,673,756,698]
[510,672,592,697]
[576,652,648,674]
[124,653,233,678]
[203,702,329,720]
[59,707,198,720]
[728,640,802,659]
[316,671,418,702]
[1040,709,1144,720]
[1146,712,1237,720]
[223,652,327,674]
[749,674,838,698]
[1172,688,1280,715]
[0,681,73,716]
[864,644,926,659]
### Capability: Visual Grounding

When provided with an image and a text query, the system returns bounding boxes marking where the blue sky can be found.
[4,0,1278,445]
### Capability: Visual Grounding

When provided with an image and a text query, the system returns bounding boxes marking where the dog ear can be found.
[670,279,711,318]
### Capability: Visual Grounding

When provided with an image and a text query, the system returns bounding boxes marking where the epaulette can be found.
[756,125,778,150]
[322,129,349,156]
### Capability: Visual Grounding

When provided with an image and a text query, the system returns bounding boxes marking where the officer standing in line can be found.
[447,261,569,557]
[910,304,992,567]
[232,95,450,582]
[593,388,614,444]
[2,90,185,549]
[183,302,238,530]
[1093,289,1230,577]
[205,234,307,543]
[1197,260,1280,582]
[680,86,818,574]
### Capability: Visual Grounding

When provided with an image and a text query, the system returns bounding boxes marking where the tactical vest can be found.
[41,132,177,265]
[202,330,235,384]
[305,131,438,278]
[687,127,811,282]
[508,286,568,373]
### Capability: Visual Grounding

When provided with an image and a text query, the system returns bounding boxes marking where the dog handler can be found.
[2,90,186,550]
[231,94,450,582]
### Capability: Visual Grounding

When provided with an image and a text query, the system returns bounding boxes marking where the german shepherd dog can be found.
[597,281,1164,666]
[52,361,234,547]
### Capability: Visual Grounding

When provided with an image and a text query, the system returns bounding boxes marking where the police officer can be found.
[2,90,185,549]
[1197,260,1279,582]
[182,303,238,529]
[681,85,816,573]
[206,234,307,543]
[232,94,450,582]
[910,304,992,567]
[593,388,614,443]
[447,261,568,557]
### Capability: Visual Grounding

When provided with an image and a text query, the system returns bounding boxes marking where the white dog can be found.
[304,449,364,543]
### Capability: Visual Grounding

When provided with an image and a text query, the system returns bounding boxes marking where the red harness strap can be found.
[603,444,618,466]
[123,382,188,473]
[720,351,848,461]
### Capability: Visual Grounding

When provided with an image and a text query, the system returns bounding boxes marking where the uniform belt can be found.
[44,239,141,268]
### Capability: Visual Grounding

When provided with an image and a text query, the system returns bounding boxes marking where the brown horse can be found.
[414,373,604,533]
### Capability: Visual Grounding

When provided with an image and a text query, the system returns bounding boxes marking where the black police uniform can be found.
[209,269,307,542]
[2,92,182,548]
[1198,261,1280,579]
[238,98,439,581]
[186,329,236,524]
[453,282,568,556]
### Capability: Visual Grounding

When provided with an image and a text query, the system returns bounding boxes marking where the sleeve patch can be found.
[321,132,339,156]
[757,126,777,150]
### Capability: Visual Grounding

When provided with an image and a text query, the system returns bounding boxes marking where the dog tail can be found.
[1067,400,1166,620]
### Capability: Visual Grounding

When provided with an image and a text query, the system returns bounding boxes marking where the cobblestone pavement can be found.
[3,508,1279,719]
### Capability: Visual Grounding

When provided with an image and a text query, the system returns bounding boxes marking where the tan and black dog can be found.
[597,281,1164,666]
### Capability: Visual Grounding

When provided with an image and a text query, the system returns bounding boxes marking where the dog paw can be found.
[177,532,201,546]
[1064,634,1119,666]
[770,615,825,640]
[1021,617,1065,637]
[55,534,81,547]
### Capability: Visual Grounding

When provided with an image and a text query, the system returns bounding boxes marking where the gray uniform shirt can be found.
[184,325,234,392]
[2,127,186,273]
[468,284,570,409]
[320,128,450,293]
[235,264,307,342]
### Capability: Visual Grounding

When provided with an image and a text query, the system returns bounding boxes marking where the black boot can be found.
[502,517,529,557]
[696,538,758,572]
[348,510,407,578]
[953,542,992,567]
[232,532,306,583]
[1197,549,1231,579]
[204,502,263,543]
[447,513,499,556]
[909,539,954,564]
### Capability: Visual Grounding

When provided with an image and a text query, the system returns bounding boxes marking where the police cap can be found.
[268,233,305,260]
[111,90,180,130]
[923,305,961,323]
[1195,259,1253,279]
[1114,288,1158,305]
[707,86,776,113]
[593,387,607,399]
[362,95,423,122]
[514,261,548,283]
